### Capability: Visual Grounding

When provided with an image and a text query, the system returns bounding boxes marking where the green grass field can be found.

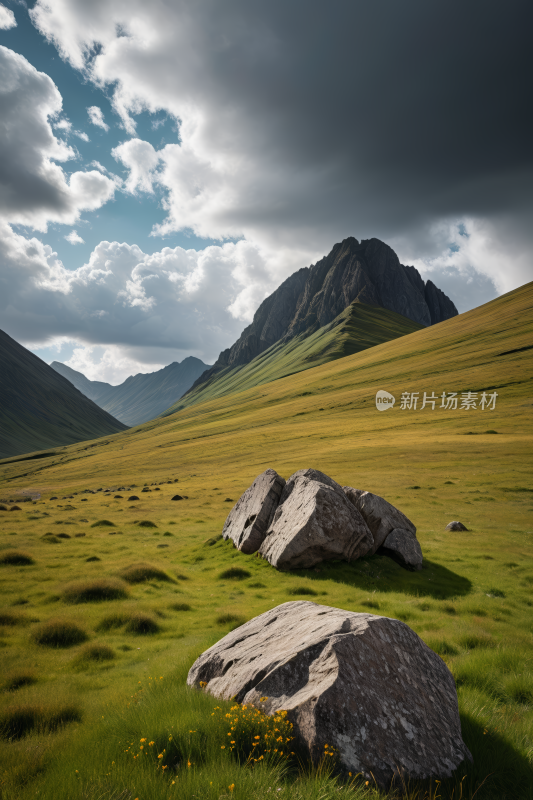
[0,282,532,799]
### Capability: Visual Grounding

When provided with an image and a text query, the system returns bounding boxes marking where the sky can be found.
[0,0,531,385]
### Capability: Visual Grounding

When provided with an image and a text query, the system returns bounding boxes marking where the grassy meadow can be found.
[0,283,532,799]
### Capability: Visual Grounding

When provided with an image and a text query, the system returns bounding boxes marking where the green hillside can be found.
[163,301,423,415]
[0,329,127,459]
[0,283,532,799]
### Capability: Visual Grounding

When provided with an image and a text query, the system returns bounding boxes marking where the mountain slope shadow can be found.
[291,555,472,600]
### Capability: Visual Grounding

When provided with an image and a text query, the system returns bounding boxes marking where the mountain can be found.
[50,357,210,427]
[162,301,423,415]
[0,329,127,460]
[181,236,457,403]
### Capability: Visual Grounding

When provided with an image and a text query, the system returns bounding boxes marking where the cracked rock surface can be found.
[343,487,417,554]
[222,468,285,554]
[259,469,373,569]
[188,601,471,787]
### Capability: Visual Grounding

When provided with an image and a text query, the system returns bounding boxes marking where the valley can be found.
[0,282,531,798]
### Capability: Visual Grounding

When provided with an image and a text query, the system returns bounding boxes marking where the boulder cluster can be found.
[222,468,422,571]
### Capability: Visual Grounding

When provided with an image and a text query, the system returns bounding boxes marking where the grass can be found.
[32,619,88,647]
[0,703,81,740]
[72,643,115,664]
[62,578,129,603]
[0,282,531,798]
[119,562,173,583]
[0,550,34,565]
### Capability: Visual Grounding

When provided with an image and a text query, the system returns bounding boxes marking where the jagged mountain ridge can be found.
[213,236,457,376]
[0,329,127,460]
[51,357,210,427]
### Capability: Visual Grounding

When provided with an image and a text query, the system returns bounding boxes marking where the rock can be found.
[128,495,139,501]
[445,521,468,531]
[259,469,373,570]
[343,487,416,554]
[171,495,184,501]
[188,601,471,787]
[379,528,423,571]
[222,468,286,554]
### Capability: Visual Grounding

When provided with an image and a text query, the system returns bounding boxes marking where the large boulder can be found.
[343,487,416,554]
[259,469,373,570]
[188,601,471,788]
[379,527,423,571]
[222,468,285,554]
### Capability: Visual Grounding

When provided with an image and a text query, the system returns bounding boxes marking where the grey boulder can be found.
[259,469,373,570]
[445,521,468,531]
[379,527,423,571]
[187,601,471,788]
[343,487,416,554]
[222,468,285,554]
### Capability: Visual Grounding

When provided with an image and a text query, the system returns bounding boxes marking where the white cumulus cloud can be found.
[87,105,109,131]
[0,46,116,231]
[64,229,85,244]
[0,4,16,30]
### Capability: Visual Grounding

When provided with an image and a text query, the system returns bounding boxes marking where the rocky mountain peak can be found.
[215,237,458,370]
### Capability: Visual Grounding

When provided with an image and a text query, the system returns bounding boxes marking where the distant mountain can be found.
[213,237,457,373]
[162,301,424,416]
[0,329,127,460]
[51,357,210,427]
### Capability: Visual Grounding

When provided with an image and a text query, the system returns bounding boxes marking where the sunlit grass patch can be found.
[0,703,81,740]
[62,578,129,603]
[119,562,173,583]
[32,618,88,648]
[0,550,34,565]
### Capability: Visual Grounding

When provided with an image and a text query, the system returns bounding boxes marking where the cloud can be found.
[0,220,286,371]
[0,4,16,30]
[112,138,161,194]
[28,1,533,250]
[87,105,109,131]
[0,46,116,231]
[64,229,85,244]
[73,129,89,142]
[64,344,165,385]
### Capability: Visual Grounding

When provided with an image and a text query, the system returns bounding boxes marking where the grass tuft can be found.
[169,602,192,611]
[119,562,173,583]
[0,550,34,565]
[97,611,160,634]
[287,586,319,596]
[73,642,115,664]
[218,567,251,580]
[62,578,128,603]
[136,520,158,528]
[3,670,38,691]
[216,613,246,626]
[90,520,115,528]
[0,703,81,740]
[32,619,88,648]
